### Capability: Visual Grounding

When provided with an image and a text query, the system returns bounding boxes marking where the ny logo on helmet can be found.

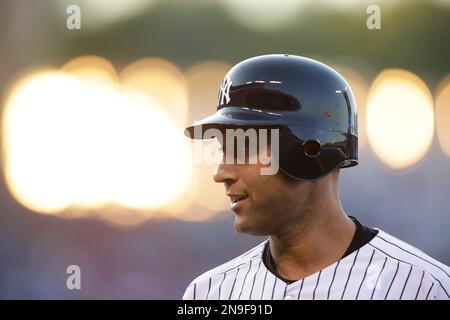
[219,75,232,105]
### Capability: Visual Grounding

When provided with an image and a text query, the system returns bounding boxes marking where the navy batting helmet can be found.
[185,54,358,181]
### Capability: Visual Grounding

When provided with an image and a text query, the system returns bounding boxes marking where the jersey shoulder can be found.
[369,229,450,299]
[182,240,267,299]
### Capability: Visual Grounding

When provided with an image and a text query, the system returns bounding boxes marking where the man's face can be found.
[213,133,313,236]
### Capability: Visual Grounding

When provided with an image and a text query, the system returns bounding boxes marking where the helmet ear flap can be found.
[279,145,347,182]
[303,140,321,158]
[277,126,354,181]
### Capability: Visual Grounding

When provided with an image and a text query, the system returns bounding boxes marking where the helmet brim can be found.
[185,107,289,139]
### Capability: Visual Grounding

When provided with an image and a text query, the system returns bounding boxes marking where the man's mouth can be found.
[229,194,248,203]
[227,193,249,210]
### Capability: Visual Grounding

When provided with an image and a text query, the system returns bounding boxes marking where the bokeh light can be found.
[366,69,434,170]
[435,74,450,158]
[120,58,189,128]
[185,61,231,125]
[185,61,232,214]
[61,55,119,84]
[2,64,193,225]
[191,140,229,213]
[333,66,370,150]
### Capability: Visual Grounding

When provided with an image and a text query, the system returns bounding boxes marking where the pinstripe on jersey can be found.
[183,230,450,300]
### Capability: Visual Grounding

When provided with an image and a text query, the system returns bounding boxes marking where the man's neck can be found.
[269,210,356,281]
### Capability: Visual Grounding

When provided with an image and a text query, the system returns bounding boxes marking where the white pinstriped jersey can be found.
[183,229,450,300]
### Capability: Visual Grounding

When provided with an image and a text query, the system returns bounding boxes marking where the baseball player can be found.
[182,54,450,300]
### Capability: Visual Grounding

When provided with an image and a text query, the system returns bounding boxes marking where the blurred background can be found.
[0,0,449,299]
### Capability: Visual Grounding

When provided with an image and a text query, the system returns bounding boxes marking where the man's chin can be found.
[234,216,267,236]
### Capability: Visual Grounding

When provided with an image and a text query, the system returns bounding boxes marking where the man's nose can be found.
[213,162,238,184]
